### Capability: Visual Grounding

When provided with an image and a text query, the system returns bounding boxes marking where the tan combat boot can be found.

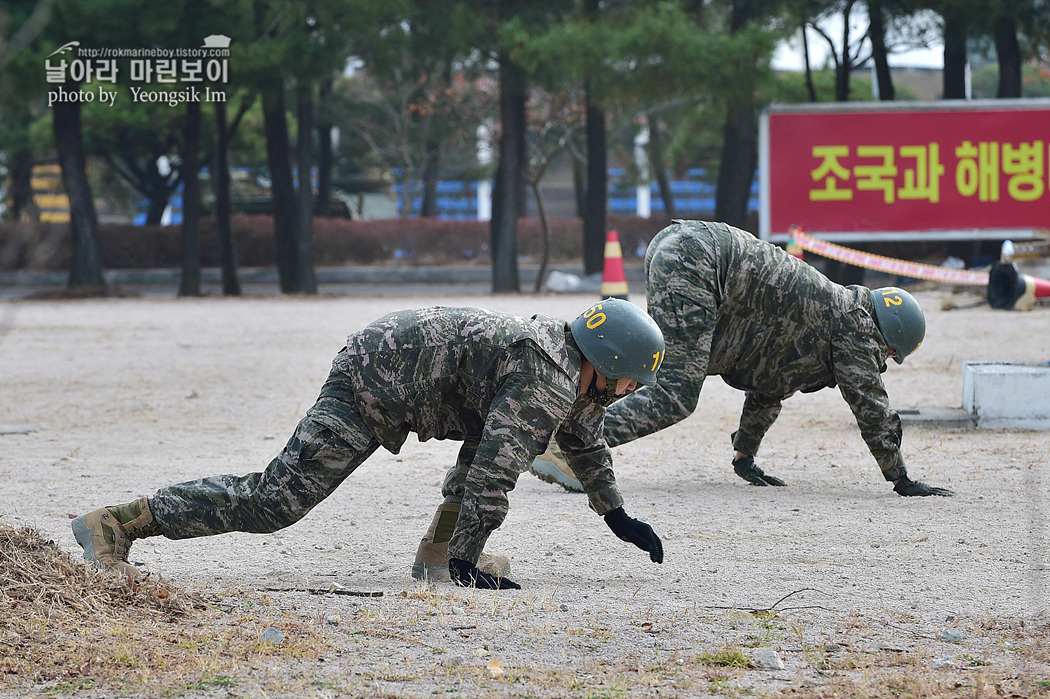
[72,496,160,578]
[529,442,583,492]
[412,502,510,581]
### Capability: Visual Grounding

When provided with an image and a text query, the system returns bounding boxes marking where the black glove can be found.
[733,455,787,486]
[448,557,521,590]
[603,507,664,563]
[893,477,954,497]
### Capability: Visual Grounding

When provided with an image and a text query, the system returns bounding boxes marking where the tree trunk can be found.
[262,83,299,293]
[868,0,895,100]
[834,0,855,102]
[213,99,241,295]
[583,85,607,277]
[515,121,528,218]
[943,12,968,99]
[532,180,551,293]
[715,100,757,230]
[295,82,317,295]
[179,99,202,297]
[314,78,334,216]
[52,88,104,288]
[420,136,441,217]
[802,22,817,102]
[144,176,170,226]
[715,0,759,231]
[572,156,586,219]
[8,144,35,221]
[490,55,525,293]
[994,15,1022,98]
[650,118,675,217]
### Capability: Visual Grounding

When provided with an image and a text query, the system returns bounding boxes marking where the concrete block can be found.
[896,407,976,429]
[962,362,1050,429]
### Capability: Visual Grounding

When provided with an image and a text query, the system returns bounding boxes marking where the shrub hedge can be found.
[0,214,676,271]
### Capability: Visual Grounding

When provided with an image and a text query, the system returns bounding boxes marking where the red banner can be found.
[761,101,1050,239]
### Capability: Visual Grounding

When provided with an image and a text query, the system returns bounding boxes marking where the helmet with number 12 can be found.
[871,287,926,364]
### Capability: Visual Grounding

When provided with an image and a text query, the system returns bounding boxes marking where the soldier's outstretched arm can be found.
[604,506,664,563]
[603,292,714,446]
[448,366,576,588]
[833,324,953,496]
[892,477,954,497]
[731,392,786,486]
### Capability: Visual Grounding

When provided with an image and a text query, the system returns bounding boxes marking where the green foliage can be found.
[765,68,878,104]
[4,0,1050,230]
[514,3,782,106]
[971,61,1050,98]
[695,648,752,668]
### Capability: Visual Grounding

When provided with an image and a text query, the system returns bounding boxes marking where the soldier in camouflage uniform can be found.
[72,300,667,590]
[536,220,952,497]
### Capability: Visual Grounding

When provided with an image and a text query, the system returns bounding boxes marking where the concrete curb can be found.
[0,263,646,289]
[897,407,977,429]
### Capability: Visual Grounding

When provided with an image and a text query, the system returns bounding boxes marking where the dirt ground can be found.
[1,290,1048,698]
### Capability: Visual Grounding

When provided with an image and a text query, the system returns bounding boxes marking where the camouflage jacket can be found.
[307,307,623,563]
[606,221,905,481]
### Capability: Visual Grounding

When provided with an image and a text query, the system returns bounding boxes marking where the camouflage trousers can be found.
[149,416,380,540]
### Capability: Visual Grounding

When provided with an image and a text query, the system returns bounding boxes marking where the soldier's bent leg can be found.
[149,416,379,539]
[529,441,584,492]
[72,495,160,578]
[438,439,479,505]
[414,440,510,581]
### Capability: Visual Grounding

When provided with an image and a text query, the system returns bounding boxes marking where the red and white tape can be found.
[788,227,989,286]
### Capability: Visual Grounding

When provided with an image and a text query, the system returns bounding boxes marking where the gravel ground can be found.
[1,290,1048,697]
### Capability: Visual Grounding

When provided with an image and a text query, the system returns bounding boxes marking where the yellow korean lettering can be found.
[809,146,853,201]
[855,145,897,203]
[1002,141,1044,202]
[955,140,1000,202]
[898,143,944,203]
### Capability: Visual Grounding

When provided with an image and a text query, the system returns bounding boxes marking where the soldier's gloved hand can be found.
[893,477,954,497]
[603,507,664,563]
[448,557,521,590]
[733,456,787,486]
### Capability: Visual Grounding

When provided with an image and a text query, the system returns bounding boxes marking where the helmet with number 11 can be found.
[870,287,925,364]
[570,298,665,385]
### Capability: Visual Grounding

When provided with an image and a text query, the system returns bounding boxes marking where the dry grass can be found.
[0,521,321,697]
[2,521,1049,698]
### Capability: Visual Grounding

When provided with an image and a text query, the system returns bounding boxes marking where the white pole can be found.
[634,124,651,218]
[476,123,493,221]
[476,180,492,221]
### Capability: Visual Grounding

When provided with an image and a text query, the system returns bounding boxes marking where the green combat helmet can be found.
[870,287,925,364]
[570,298,665,384]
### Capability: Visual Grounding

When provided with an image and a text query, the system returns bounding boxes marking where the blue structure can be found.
[608,168,759,217]
[136,167,759,222]
[392,179,480,220]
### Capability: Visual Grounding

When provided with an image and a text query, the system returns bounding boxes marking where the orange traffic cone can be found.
[600,230,629,300]
[988,261,1050,311]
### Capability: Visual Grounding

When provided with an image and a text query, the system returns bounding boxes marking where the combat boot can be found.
[412,502,510,581]
[529,443,583,492]
[72,496,160,578]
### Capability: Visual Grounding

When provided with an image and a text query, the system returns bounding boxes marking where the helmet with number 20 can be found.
[870,287,925,364]
[570,298,665,385]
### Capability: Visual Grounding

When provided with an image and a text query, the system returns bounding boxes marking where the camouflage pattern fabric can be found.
[150,415,379,538]
[603,221,907,482]
[149,306,624,565]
